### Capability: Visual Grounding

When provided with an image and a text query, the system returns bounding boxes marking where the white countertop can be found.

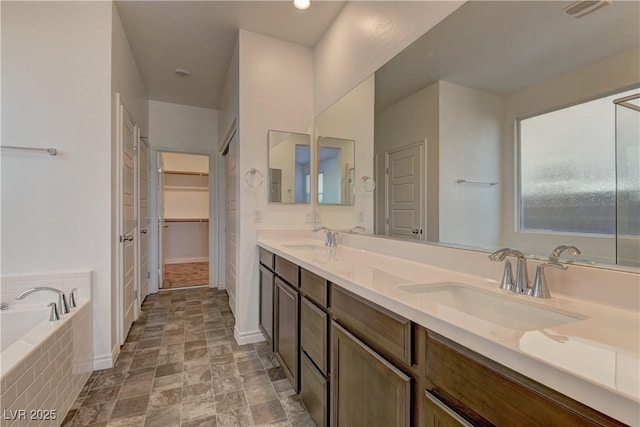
[258,238,640,425]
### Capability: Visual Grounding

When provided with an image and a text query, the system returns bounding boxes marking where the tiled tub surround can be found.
[257,231,640,425]
[0,299,93,427]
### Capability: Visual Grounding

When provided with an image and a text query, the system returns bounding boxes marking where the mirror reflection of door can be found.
[386,143,423,240]
[269,168,282,202]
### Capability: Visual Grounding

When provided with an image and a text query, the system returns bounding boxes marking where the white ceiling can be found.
[116,1,346,109]
[376,1,640,111]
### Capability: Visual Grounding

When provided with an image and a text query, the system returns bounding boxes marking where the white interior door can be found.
[224,133,237,315]
[121,106,136,341]
[138,138,150,304]
[157,153,165,289]
[386,143,423,239]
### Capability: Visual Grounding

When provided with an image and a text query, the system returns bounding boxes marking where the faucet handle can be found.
[48,302,60,321]
[499,259,514,292]
[59,293,70,315]
[528,262,568,299]
[69,288,77,309]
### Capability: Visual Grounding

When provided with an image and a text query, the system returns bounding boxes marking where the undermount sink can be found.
[396,282,584,331]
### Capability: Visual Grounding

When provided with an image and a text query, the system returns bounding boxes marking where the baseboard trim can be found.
[164,257,208,265]
[93,342,119,370]
[234,326,265,345]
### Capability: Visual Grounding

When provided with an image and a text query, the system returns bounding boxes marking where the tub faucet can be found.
[549,244,581,262]
[348,226,366,233]
[314,227,337,247]
[0,302,8,310]
[15,287,70,315]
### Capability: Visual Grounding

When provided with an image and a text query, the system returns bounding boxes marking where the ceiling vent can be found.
[563,0,612,19]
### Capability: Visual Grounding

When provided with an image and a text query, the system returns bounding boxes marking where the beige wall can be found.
[235,29,314,343]
[1,1,114,366]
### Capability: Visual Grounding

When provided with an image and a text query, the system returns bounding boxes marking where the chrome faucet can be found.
[529,262,568,299]
[348,226,366,233]
[489,248,530,294]
[549,244,581,262]
[15,287,70,315]
[314,227,337,247]
[69,288,78,309]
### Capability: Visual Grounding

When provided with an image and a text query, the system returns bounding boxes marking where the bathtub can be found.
[0,299,92,427]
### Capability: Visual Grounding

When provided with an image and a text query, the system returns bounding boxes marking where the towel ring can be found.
[361,176,376,192]
[245,168,264,188]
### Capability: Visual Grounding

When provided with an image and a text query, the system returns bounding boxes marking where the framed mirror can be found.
[317,136,355,205]
[267,130,311,204]
[314,1,640,268]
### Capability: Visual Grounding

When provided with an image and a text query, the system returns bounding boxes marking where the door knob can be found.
[412,229,419,234]
[122,235,133,242]
[140,229,148,234]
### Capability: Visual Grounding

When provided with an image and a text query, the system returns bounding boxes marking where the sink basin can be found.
[396,282,584,330]
[282,243,325,250]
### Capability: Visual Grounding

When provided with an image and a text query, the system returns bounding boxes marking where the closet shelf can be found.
[164,170,209,177]
[165,218,209,223]
[163,185,209,191]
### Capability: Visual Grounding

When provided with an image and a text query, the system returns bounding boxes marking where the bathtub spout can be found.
[15,287,70,315]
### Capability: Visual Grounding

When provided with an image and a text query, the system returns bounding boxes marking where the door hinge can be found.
[133,145,138,155]
[133,218,138,228]
[386,168,389,174]
[134,289,138,300]
[119,235,123,243]
[385,218,389,225]
[147,271,151,279]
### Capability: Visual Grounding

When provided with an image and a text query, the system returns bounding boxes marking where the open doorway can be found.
[158,152,210,289]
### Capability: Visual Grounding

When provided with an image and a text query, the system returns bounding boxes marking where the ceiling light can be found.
[174,68,191,77]
[293,0,310,10]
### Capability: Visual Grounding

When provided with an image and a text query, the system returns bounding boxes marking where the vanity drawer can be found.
[301,296,329,375]
[300,268,329,308]
[301,351,329,427]
[425,331,624,427]
[331,285,412,366]
[259,247,275,270]
[275,255,299,287]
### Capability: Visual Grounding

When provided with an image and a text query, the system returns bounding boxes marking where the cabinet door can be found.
[275,277,299,392]
[331,321,411,427]
[259,264,274,348]
[424,391,473,427]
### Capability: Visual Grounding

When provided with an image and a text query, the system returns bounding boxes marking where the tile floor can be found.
[62,288,315,427]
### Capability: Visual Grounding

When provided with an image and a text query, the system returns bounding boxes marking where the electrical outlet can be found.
[358,211,365,222]
[314,212,321,222]
[255,210,262,223]
[305,211,313,223]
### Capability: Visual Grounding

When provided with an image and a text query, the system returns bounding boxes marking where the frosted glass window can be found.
[519,89,638,235]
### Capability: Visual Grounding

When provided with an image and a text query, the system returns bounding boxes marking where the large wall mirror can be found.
[268,130,311,204]
[314,1,640,268]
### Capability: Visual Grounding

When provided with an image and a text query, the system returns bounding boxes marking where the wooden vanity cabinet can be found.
[299,269,330,427]
[258,264,274,349]
[274,276,299,392]
[258,248,276,349]
[331,321,412,427]
[424,331,625,427]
